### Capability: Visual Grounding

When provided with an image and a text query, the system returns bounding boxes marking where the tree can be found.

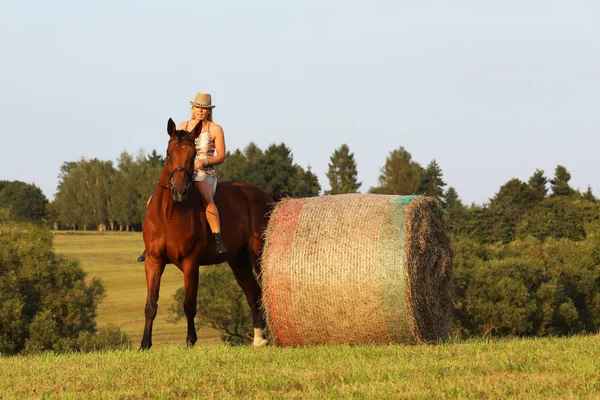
[0,181,48,223]
[54,158,116,229]
[444,187,462,209]
[293,165,321,197]
[488,178,537,243]
[111,151,139,231]
[0,223,129,354]
[133,151,164,227]
[147,149,165,168]
[452,235,600,338]
[216,142,265,185]
[582,185,596,202]
[325,144,361,194]
[444,186,468,234]
[418,160,446,200]
[518,197,587,241]
[550,165,574,197]
[528,169,548,202]
[491,178,538,211]
[369,147,421,195]
[216,149,249,182]
[248,143,297,197]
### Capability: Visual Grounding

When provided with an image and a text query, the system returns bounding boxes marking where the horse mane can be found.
[175,130,189,140]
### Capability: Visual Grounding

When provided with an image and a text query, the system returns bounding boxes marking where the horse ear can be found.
[190,120,203,138]
[167,118,176,136]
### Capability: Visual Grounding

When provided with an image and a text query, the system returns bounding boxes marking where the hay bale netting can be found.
[261,194,453,346]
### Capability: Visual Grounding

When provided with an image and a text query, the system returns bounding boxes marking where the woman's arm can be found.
[206,124,226,166]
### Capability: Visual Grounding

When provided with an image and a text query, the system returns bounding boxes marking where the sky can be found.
[1,1,598,205]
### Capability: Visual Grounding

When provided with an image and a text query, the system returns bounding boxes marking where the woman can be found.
[137,92,227,261]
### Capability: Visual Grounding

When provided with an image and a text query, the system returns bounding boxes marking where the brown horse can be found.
[140,118,274,349]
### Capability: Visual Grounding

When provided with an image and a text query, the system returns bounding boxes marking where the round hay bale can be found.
[261,194,453,346]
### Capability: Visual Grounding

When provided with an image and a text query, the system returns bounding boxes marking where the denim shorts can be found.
[193,173,217,194]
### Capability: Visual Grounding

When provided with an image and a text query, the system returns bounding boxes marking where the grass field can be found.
[40,232,600,398]
[1,336,599,398]
[53,231,221,346]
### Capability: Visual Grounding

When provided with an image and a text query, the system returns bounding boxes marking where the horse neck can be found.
[158,167,170,187]
[153,171,207,228]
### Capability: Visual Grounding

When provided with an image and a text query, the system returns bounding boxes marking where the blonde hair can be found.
[191,106,213,122]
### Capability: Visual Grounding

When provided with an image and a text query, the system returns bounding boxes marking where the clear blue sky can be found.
[1,1,598,205]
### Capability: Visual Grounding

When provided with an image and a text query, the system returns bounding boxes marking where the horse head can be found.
[162,118,202,202]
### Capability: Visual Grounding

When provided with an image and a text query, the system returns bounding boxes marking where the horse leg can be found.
[182,260,199,347]
[140,256,165,350]
[228,251,268,347]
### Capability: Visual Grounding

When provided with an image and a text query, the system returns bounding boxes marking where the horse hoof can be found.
[139,340,152,350]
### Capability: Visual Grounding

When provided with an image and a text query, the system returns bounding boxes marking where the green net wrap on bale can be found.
[261,194,453,346]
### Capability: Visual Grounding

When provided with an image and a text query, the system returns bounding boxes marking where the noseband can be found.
[158,137,196,192]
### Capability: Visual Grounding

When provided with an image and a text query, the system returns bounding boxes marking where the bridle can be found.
[158,137,196,192]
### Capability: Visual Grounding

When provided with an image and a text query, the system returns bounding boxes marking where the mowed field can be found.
[15,232,596,398]
[53,231,221,346]
[1,336,599,398]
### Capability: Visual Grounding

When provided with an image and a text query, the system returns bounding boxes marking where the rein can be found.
[157,137,196,191]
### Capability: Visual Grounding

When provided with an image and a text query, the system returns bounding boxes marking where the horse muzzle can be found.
[171,186,189,202]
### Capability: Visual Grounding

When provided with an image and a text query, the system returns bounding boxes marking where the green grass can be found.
[1,336,599,398]
[53,231,221,347]
[8,232,599,398]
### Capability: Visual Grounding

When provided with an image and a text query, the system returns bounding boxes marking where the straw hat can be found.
[190,92,216,109]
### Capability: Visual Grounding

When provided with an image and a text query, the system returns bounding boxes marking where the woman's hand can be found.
[194,157,209,170]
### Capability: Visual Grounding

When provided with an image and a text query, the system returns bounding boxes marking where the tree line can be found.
[4,140,595,234]
[5,142,475,230]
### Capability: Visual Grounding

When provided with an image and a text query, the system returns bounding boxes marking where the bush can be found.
[451,235,600,338]
[0,223,129,355]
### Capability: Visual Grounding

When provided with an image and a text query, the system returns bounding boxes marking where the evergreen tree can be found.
[444,186,462,209]
[582,185,596,202]
[418,159,446,200]
[369,147,421,195]
[147,150,165,168]
[325,144,361,194]
[489,178,537,243]
[444,186,468,234]
[293,165,321,197]
[528,169,548,202]
[550,165,574,197]
[243,142,264,165]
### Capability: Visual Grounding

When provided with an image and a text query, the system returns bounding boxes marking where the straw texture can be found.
[261,194,453,346]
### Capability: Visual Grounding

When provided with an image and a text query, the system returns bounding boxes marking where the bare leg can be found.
[194,181,226,254]
[194,182,221,233]
[205,201,221,233]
